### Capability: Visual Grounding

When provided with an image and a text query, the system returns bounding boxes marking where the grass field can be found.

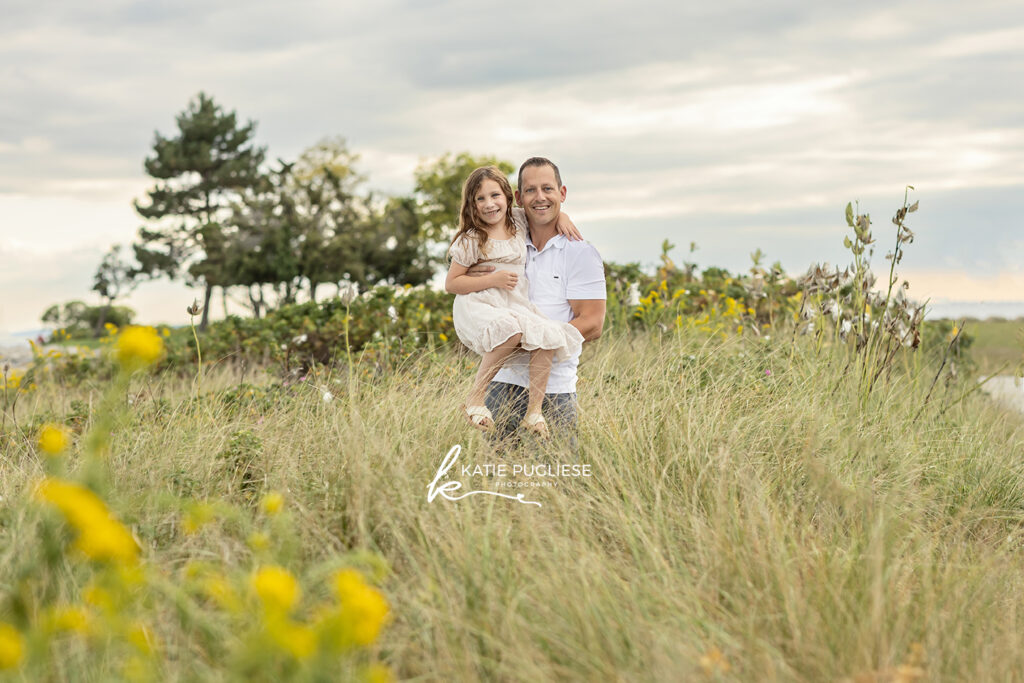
[4,328,1024,681]
[954,317,1024,376]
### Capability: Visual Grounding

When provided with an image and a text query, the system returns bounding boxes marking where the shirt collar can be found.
[525,230,568,253]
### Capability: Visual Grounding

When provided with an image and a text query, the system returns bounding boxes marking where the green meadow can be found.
[3,324,1024,681]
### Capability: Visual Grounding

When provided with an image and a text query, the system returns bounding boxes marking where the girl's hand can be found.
[556,212,583,241]
[490,271,519,290]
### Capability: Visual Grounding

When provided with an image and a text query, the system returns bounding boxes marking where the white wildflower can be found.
[322,391,334,402]
[339,281,360,306]
[627,282,641,307]
[387,305,399,322]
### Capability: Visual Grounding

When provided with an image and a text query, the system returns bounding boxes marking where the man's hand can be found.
[465,263,496,277]
[491,271,519,290]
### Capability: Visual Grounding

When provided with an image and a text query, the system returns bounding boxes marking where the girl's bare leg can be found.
[466,333,523,427]
[524,348,554,436]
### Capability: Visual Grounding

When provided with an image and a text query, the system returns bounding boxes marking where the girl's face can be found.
[473,178,508,228]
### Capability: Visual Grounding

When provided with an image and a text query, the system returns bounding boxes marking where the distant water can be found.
[0,329,43,349]
[927,301,1024,320]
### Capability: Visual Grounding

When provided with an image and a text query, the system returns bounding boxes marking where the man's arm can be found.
[568,299,606,341]
[511,207,582,241]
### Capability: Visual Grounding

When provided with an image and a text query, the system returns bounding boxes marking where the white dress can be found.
[448,221,584,362]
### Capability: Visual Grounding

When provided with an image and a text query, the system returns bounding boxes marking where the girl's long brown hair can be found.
[449,166,516,260]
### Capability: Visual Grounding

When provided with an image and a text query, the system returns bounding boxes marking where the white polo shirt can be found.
[493,231,606,393]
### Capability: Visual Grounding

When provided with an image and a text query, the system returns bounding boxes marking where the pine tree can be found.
[133,92,265,329]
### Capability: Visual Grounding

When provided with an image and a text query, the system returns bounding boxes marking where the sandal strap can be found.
[523,412,546,427]
[466,405,493,425]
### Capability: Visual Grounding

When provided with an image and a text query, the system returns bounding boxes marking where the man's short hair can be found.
[517,157,562,192]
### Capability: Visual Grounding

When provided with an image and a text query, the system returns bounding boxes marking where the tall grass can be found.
[3,328,1024,680]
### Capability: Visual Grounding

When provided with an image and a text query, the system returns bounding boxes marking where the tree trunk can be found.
[248,285,262,319]
[200,282,213,330]
[310,280,318,304]
[221,287,229,318]
[94,301,112,337]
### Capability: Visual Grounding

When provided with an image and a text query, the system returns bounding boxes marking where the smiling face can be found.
[516,164,566,228]
[473,178,508,229]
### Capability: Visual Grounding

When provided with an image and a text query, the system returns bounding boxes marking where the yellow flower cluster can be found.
[251,565,315,658]
[3,370,23,391]
[244,565,391,662]
[183,502,216,534]
[0,623,24,670]
[252,565,300,613]
[328,568,391,647]
[35,478,139,565]
[260,491,285,516]
[38,423,71,456]
[115,326,165,371]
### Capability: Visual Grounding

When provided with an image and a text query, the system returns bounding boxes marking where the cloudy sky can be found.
[2,0,1023,335]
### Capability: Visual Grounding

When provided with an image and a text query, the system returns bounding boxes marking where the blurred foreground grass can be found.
[3,328,1024,681]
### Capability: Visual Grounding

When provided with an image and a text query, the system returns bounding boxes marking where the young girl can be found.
[445,166,585,438]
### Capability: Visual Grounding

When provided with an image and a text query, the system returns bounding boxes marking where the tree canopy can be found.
[413,152,515,245]
[133,92,266,328]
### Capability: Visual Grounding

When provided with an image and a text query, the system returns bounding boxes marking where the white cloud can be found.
[2,0,1024,331]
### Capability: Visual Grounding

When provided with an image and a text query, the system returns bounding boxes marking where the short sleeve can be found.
[448,235,479,267]
[511,207,528,233]
[565,242,607,300]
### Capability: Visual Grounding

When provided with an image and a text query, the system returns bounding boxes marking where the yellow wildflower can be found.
[266,617,316,659]
[202,575,243,613]
[247,532,270,551]
[438,333,448,342]
[361,663,395,683]
[35,478,139,565]
[0,623,24,670]
[260,491,285,516]
[38,423,70,455]
[115,326,164,370]
[46,606,92,635]
[330,569,390,646]
[84,584,116,613]
[252,566,300,612]
[160,327,171,337]
[126,622,156,656]
[183,502,216,534]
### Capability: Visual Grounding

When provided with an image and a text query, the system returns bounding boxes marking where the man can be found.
[468,157,606,449]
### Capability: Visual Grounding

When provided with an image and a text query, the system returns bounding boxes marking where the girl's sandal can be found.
[522,412,549,438]
[465,405,493,431]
